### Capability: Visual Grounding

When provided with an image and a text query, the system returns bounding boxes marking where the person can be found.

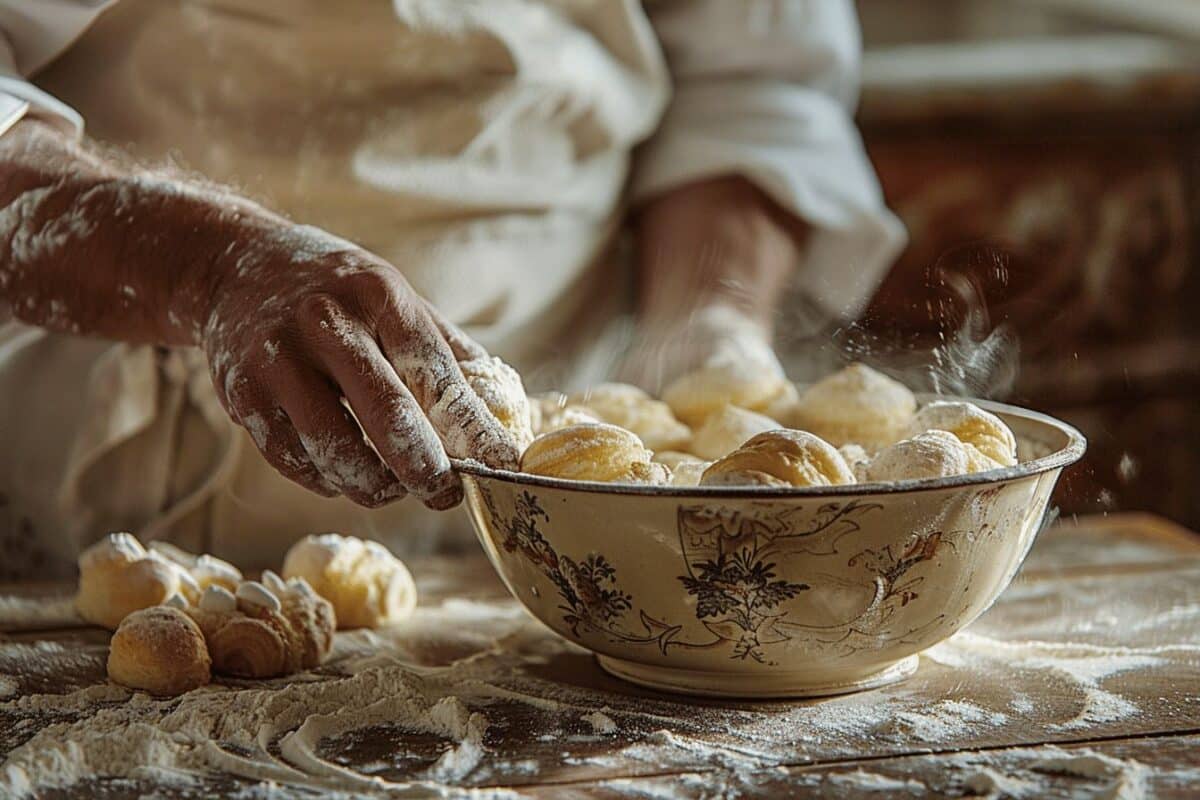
[0,0,903,576]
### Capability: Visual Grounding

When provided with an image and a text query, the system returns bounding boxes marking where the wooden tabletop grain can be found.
[2,513,1198,798]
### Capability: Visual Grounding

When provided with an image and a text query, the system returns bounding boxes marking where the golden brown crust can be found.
[701,429,855,488]
[107,606,211,695]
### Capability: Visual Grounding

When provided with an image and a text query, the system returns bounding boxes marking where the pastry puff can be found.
[520,423,669,484]
[863,430,982,482]
[687,406,781,461]
[568,383,691,452]
[282,534,417,630]
[701,429,856,488]
[76,533,201,630]
[107,606,212,696]
[662,361,789,428]
[788,363,917,450]
[906,401,1017,467]
[187,573,335,680]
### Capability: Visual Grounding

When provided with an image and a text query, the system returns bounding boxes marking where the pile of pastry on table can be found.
[74,532,414,696]
[70,362,1019,699]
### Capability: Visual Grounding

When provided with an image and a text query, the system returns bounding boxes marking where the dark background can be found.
[854,0,1200,528]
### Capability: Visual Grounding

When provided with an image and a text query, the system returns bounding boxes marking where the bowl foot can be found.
[595,654,920,699]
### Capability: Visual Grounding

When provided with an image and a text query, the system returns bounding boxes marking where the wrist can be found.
[634,175,801,336]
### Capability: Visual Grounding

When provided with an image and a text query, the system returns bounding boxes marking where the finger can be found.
[422,300,487,362]
[301,301,463,510]
[229,401,339,498]
[380,307,521,469]
[274,362,408,508]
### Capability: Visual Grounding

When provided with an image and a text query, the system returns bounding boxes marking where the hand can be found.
[194,225,520,509]
[0,120,519,509]
[616,303,785,394]
[619,175,802,392]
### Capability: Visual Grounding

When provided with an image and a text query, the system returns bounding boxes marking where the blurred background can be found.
[850,0,1200,529]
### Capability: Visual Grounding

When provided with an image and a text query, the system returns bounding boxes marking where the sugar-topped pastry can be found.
[521,423,669,484]
[701,429,855,488]
[76,533,199,630]
[688,405,781,461]
[147,541,242,593]
[107,606,212,695]
[569,383,691,452]
[282,533,418,629]
[907,400,1017,467]
[787,363,916,450]
[459,355,535,450]
[187,571,335,679]
[862,430,979,482]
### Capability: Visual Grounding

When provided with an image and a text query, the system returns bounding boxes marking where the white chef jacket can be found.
[0,0,904,575]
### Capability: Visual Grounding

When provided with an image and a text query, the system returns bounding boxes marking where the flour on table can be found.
[582,710,618,735]
[1,568,1194,796]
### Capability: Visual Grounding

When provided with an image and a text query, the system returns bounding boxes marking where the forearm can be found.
[633,175,806,336]
[0,119,277,345]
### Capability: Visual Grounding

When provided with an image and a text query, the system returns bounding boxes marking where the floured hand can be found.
[0,121,519,510]
[198,225,521,509]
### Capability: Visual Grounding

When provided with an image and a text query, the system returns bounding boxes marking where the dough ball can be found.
[569,383,691,452]
[147,541,243,594]
[688,406,781,461]
[789,364,917,450]
[282,534,417,629]
[76,533,195,630]
[107,606,211,696]
[661,360,789,427]
[520,423,668,484]
[862,430,976,482]
[529,392,600,436]
[701,429,856,488]
[459,355,534,450]
[907,401,1018,467]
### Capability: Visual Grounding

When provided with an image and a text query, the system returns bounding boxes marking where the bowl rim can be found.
[453,397,1087,498]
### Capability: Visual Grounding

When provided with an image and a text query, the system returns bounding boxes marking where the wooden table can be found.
[2,513,1199,798]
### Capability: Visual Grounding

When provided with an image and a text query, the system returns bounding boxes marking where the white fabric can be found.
[0,91,27,137]
[0,0,109,135]
[635,0,905,320]
[0,0,905,570]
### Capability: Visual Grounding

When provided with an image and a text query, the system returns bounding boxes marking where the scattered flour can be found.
[583,710,618,735]
[825,769,925,791]
[0,572,1192,797]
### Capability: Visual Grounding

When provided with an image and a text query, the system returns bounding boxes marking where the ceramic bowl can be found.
[457,399,1085,698]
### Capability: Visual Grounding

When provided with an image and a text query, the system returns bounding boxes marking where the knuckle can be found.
[297,292,344,330]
